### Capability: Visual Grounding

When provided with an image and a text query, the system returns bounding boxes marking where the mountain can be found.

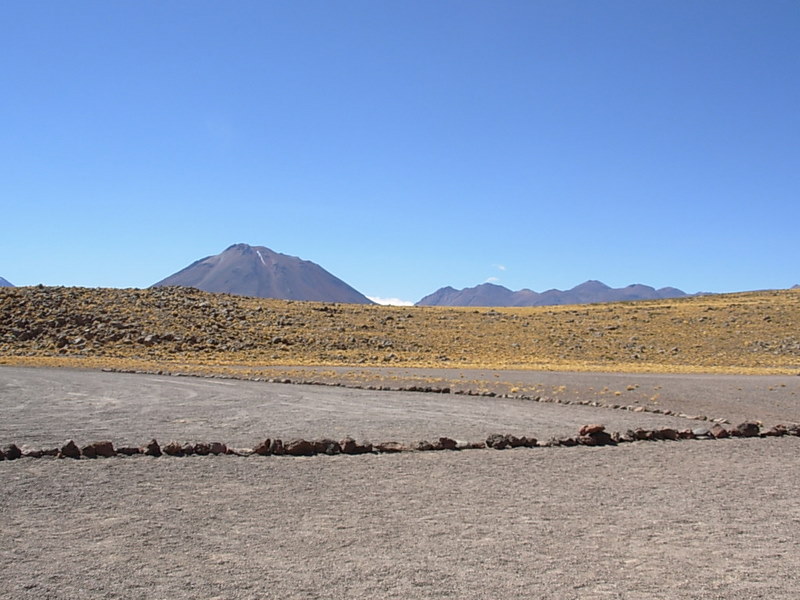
[0,277,13,287]
[152,243,374,304]
[417,280,688,307]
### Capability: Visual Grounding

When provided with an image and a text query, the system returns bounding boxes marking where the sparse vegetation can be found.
[1,285,799,375]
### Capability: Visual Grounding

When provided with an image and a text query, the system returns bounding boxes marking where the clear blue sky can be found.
[2,1,798,304]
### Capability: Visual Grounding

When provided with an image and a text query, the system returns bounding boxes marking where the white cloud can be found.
[485,277,501,283]
[493,264,507,271]
[367,296,415,306]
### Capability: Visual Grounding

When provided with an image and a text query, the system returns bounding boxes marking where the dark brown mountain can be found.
[152,243,374,304]
[416,280,688,307]
[0,277,13,287]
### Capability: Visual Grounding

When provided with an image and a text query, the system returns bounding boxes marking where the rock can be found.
[269,439,285,455]
[227,447,254,456]
[577,431,615,446]
[764,425,787,437]
[709,424,729,439]
[692,427,711,438]
[209,442,227,455]
[312,439,341,455]
[181,443,195,455]
[163,441,184,456]
[81,444,97,459]
[89,441,115,457]
[116,446,141,456]
[414,440,434,451]
[438,437,458,450]
[658,428,679,441]
[59,440,81,459]
[579,424,605,436]
[284,439,315,456]
[2,443,22,460]
[678,429,696,440]
[143,439,162,457]
[486,433,510,449]
[732,422,761,438]
[375,441,407,453]
[253,439,272,456]
[339,438,371,454]
[21,446,44,458]
[193,442,211,455]
[0,448,4,460]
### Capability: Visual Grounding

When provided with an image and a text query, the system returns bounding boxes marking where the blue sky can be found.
[2,1,798,304]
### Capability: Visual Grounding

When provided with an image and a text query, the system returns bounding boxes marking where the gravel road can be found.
[2,366,799,599]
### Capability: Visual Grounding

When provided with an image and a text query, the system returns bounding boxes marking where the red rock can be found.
[209,442,227,455]
[253,439,272,455]
[143,439,162,457]
[2,444,21,460]
[732,422,761,438]
[116,446,141,456]
[579,424,606,436]
[437,437,458,450]
[91,441,115,457]
[284,439,315,456]
[312,439,341,455]
[81,444,97,459]
[193,442,210,455]
[59,440,81,459]
[658,428,679,441]
[710,424,729,439]
[163,441,184,456]
[339,438,371,454]
[764,425,787,437]
[374,441,407,453]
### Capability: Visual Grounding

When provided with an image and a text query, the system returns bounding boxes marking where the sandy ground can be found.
[2,366,800,599]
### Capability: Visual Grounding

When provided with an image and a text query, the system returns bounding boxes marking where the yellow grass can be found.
[1,286,799,375]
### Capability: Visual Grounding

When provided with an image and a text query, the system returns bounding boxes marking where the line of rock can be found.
[103,368,731,424]
[2,422,798,462]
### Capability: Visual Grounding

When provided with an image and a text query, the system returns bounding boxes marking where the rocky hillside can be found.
[1,285,799,374]
[152,243,373,304]
[417,280,688,306]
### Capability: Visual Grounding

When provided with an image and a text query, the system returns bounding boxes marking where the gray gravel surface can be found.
[0,367,703,448]
[2,439,799,599]
[2,366,800,599]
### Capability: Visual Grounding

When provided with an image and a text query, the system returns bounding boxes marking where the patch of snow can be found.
[367,296,415,306]
[256,250,267,266]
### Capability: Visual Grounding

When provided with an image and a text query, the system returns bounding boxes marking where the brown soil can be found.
[2,285,799,373]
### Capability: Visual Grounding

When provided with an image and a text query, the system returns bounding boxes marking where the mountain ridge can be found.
[152,243,373,304]
[417,280,690,307]
[0,277,13,287]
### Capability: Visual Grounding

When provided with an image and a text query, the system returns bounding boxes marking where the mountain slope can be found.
[152,243,373,304]
[0,277,13,287]
[417,280,688,307]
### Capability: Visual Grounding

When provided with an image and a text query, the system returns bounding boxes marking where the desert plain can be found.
[1,286,800,599]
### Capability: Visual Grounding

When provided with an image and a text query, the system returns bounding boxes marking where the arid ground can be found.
[2,365,799,599]
[2,287,799,598]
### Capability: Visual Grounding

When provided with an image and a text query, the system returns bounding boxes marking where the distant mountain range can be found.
[416,280,690,307]
[0,277,13,287]
[152,243,374,304]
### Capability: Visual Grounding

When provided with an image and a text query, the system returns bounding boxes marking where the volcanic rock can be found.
[59,440,81,459]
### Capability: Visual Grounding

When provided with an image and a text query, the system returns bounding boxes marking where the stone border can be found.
[2,422,798,461]
[101,367,732,425]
